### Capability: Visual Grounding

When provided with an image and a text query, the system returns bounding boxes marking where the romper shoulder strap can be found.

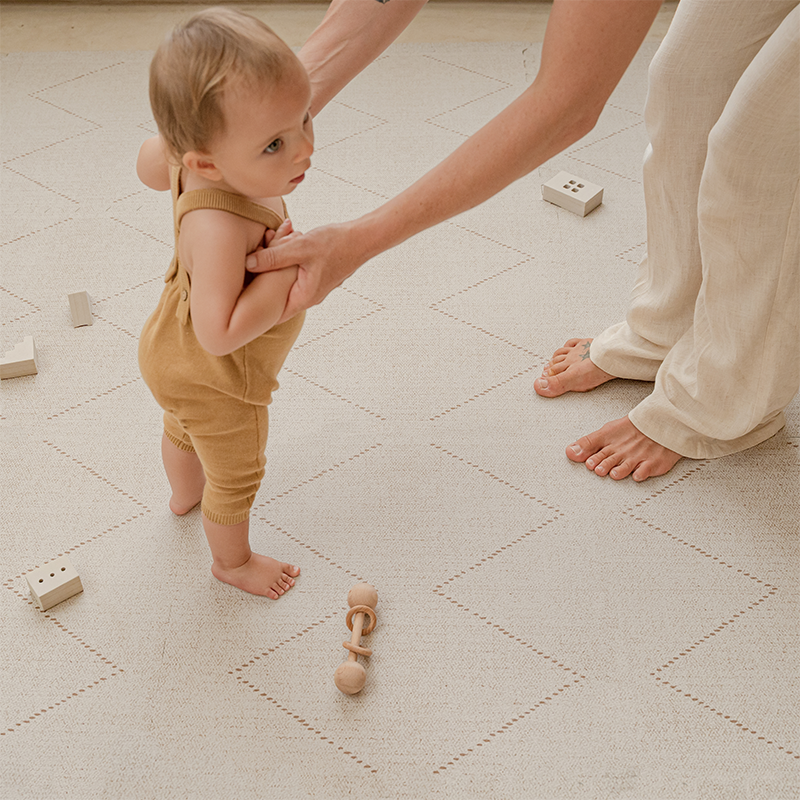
[176,188,285,231]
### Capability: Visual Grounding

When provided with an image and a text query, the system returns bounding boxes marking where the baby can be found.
[137,7,313,598]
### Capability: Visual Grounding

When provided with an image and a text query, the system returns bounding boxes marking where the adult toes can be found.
[609,460,635,480]
[593,453,624,476]
[566,436,597,463]
[535,374,568,398]
[632,461,658,482]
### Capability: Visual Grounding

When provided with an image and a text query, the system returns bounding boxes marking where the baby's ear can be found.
[182,151,222,181]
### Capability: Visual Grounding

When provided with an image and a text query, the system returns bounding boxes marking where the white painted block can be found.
[0,336,38,380]
[68,291,93,327]
[25,556,84,611]
[542,171,603,217]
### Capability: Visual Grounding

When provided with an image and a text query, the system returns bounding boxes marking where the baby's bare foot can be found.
[567,416,682,481]
[534,338,615,397]
[211,553,300,599]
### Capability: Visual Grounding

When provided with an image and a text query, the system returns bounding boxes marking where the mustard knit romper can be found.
[138,167,305,525]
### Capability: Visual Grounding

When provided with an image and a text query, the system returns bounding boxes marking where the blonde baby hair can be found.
[149,6,298,163]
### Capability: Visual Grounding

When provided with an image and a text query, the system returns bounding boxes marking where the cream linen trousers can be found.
[590,0,800,458]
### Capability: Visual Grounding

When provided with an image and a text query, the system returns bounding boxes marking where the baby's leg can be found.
[161,432,206,515]
[202,514,299,599]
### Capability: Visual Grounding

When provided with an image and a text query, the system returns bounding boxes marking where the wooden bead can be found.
[334,661,366,695]
[348,583,378,610]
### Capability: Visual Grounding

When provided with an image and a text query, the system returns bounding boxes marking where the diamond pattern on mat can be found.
[1,285,41,327]
[0,586,120,736]
[314,101,388,152]
[334,49,511,124]
[652,600,800,760]
[33,59,150,128]
[260,441,561,591]
[0,89,96,165]
[1,433,149,566]
[445,507,772,679]
[288,308,533,422]
[623,457,800,761]
[235,601,573,775]
[1,167,77,246]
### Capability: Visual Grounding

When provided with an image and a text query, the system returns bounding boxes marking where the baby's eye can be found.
[264,139,282,154]
[303,113,311,125]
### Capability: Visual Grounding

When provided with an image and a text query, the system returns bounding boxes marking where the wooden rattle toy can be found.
[334,583,378,695]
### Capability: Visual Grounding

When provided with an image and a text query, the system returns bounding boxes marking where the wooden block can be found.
[0,336,38,380]
[542,171,603,217]
[25,556,84,611]
[68,291,93,327]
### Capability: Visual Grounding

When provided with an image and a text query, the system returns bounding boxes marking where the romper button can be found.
[181,290,188,301]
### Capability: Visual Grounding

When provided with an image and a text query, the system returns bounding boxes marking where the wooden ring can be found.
[346,605,377,635]
[343,641,372,657]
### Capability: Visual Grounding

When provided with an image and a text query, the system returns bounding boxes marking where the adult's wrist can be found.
[346,209,394,268]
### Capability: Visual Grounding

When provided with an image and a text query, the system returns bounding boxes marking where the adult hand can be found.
[246,221,365,323]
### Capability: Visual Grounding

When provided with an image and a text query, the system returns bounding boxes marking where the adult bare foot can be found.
[567,416,682,481]
[534,338,616,397]
[211,553,300,599]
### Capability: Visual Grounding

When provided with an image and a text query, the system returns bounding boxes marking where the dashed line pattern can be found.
[255,520,364,584]
[0,285,41,324]
[95,274,163,304]
[294,287,387,351]
[615,240,647,265]
[434,594,584,683]
[3,139,95,204]
[232,613,343,668]
[46,377,144,420]
[316,101,388,151]
[42,440,151,515]
[233,674,379,773]
[1,210,75,249]
[430,443,564,517]
[429,258,541,364]
[654,676,799,760]
[567,114,644,159]
[429,364,540,421]
[425,84,513,138]
[421,52,516,139]
[282,368,388,421]
[109,216,172,249]
[1,675,122,736]
[433,682,581,774]
[622,462,794,762]
[110,187,150,205]
[255,443,384,508]
[312,167,391,202]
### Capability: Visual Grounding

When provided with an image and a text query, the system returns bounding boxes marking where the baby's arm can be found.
[181,209,298,357]
[137,136,171,191]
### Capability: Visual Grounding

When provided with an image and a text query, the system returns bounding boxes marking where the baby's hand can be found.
[249,219,302,272]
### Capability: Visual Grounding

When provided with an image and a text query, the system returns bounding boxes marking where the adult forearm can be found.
[299,0,428,116]
[349,0,661,261]
[349,81,593,264]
